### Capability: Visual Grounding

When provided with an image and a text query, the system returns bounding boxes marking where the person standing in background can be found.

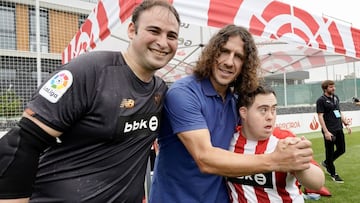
[228,83,324,203]
[150,24,314,203]
[0,1,180,202]
[316,80,351,183]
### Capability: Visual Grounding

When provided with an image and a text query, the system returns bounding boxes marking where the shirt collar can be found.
[200,78,234,100]
[201,78,218,96]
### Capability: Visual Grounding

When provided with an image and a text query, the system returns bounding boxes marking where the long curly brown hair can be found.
[193,24,261,94]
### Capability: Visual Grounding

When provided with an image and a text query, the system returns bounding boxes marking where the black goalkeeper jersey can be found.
[27,51,167,203]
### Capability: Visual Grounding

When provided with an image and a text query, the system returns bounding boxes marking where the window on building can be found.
[29,7,49,53]
[0,3,16,50]
[78,14,88,29]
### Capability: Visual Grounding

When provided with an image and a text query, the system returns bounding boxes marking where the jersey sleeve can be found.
[272,127,296,139]
[316,97,325,113]
[26,54,98,132]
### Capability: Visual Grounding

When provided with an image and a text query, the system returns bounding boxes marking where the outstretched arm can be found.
[0,111,62,202]
[293,136,324,190]
[295,163,325,191]
[0,199,29,203]
[177,129,313,177]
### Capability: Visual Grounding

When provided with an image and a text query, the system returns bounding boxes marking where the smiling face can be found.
[240,93,277,141]
[210,35,244,94]
[126,5,179,74]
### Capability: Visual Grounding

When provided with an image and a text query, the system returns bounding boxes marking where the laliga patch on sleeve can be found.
[39,70,73,103]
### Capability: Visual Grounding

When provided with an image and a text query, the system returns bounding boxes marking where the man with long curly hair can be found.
[149,25,314,203]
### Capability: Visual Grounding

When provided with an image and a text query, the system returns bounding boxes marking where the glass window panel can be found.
[0,4,16,50]
[29,8,49,53]
[78,14,88,28]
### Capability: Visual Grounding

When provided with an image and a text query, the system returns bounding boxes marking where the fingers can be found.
[324,132,333,141]
[280,137,312,149]
[274,138,313,172]
[295,139,312,151]
[346,126,352,134]
[281,137,301,145]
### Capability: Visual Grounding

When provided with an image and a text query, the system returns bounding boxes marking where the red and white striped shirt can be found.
[227,127,308,203]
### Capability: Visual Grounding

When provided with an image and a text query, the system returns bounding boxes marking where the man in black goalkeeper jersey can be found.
[0,1,180,202]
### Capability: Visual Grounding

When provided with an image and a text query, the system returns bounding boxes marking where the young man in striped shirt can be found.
[227,83,325,203]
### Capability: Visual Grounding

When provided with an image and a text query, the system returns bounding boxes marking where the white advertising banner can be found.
[276,110,360,134]
[1,111,359,138]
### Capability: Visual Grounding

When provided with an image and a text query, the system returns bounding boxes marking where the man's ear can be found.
[239,106,247,121]
[128,22,136,40]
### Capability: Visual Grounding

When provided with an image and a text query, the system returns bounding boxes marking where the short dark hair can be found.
[132,0,180,30]
[321,80,335,91]
[237,82,276,109]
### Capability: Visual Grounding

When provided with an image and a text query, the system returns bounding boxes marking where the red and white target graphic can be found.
[62,0,139,63]
[62,0,360,81]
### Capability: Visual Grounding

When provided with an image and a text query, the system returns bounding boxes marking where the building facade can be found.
[0,0,95,129]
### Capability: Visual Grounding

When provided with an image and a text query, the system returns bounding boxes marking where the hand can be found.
[271,137,313,172]
[324,131,333,141]
[345,125,352,134]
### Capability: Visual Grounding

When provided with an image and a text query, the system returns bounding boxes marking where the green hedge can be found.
[0,90,22,117]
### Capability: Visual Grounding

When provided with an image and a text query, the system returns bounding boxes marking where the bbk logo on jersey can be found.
[116,113,160,139]
[124,116,158,132]
[39,70,73,103]
[228,172,273,188]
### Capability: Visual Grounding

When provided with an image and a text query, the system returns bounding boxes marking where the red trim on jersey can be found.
[254,138,271,203]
